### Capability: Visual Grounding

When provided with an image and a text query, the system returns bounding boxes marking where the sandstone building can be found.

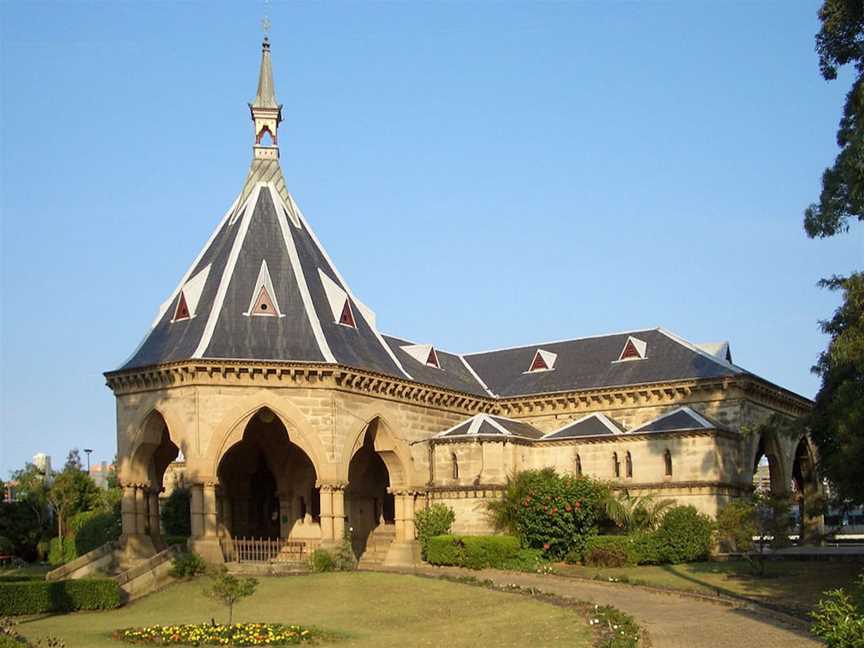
[107,37,819,566]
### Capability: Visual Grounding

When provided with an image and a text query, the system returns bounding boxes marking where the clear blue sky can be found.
[1,2,861,477]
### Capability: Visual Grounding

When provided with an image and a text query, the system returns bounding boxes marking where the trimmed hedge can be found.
[582,535,640,567]
[652,506,712,564]
[426,535,521,569]
[0,579,122,615]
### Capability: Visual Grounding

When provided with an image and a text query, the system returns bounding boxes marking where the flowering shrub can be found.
[487,469,608,559]
[113,623,320,646]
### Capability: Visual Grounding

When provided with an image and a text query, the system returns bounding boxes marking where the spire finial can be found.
[249,12,282,161]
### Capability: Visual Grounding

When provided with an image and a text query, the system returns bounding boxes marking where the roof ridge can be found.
[461,327,660,357]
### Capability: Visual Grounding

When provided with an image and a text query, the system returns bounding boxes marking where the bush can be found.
[332,539,356,571]
[653,506,713,564]
[811,573,864,648]
[169,552,207,578]
[631,531,663,565]
[426,535,521,569]
[582,535,639,567]
[487,469,608,560]
[72,509,121,556]
[415,504,455,560]
[0,579,121,615]
[161,488,191,537]
[47,536,76,567]
[499,548,548,572]
[716,500,757,553]
[309,549,335,573]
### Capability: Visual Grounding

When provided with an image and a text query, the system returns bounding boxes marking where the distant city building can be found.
[753,463,772,493]
[32,453,52,476]
[89,461,115,489]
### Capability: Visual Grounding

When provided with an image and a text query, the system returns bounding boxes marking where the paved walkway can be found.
[402,566,821,648]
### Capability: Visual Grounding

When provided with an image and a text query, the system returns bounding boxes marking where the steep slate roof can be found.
[437,414,544,440]
[460,328,742,398]
[541,413,624,440]
[629,406,717,434]
[116,37,793,411]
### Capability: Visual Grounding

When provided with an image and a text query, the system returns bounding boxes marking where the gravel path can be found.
[403,566,822,648]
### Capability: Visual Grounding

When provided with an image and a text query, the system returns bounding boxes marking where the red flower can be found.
[574,501,582,509]
[543,543,550,551]
[551,507,558,514]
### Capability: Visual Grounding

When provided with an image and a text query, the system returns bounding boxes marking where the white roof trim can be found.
[437,413,530,438]
[542,412,622,439]
[459,356,497,397]
[292,193,412,380]
[630,406,714,433]
[318,269,349,323]
[269,185,336,363]
[243,259,284,317]
[193,185,260,358]
[463,327,659,357]
[353,297,377,330]
[400,343,440,368]
[171,263,212,322]
[695,341,731,363]
[616,336,647,362]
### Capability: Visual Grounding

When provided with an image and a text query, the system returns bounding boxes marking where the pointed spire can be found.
[249,36,283,160]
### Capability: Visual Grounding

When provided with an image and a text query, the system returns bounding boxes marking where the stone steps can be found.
[357,524,396,568]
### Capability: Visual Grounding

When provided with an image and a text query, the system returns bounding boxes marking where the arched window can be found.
[664,449,673,477]
[451,453,459,480]
[612,452,620,478]
[625,451,633,479]
[575,453,583,477]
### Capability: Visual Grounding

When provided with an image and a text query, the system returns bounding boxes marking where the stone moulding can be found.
[104,359,811,420]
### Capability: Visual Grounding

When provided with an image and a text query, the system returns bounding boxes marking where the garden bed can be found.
[113,623,328,646]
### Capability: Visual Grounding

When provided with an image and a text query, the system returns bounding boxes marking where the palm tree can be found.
[603,492,674,532]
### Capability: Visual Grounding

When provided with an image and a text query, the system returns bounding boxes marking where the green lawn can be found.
[16,572,593,648]
[554,559,862,613]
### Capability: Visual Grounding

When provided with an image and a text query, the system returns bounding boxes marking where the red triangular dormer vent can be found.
[530,352,548,372]
[174,292,190,321]
[339,300,356,328]
[617,336,647,361]
[251,286,277,317]
[426,347,440,368]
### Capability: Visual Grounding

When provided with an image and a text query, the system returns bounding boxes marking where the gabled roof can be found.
[541,413,624,440]
[436,414,544,440]
[628,406,716,434]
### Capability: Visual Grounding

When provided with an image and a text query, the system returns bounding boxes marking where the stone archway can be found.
[216,407,320,543]
[123,409,180,554]
[751,432,787,496]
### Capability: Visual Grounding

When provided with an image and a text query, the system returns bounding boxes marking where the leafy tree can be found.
[64,449,82,472]
[715,499,758,554]
[47,467,100,538]
[804,1,864,506]
[10,463,51,530]
[203,567,258,625]
[161,487,192,537]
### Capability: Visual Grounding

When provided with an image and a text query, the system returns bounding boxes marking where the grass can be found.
[555,558,862,613]
[15,572,593,648]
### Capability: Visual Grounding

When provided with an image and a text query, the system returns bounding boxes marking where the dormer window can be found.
[338,300,356,328]
[616,336,647,362]
[527,349,557,373]
[244,260,283,318]
[171,264,211,323]
[173,293,191,321]
[400,344,441,369]
[319,268,358,330]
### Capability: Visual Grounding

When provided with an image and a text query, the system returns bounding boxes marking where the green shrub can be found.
[653,506,713,564]
[47,536,76,567]
[161,488,191,537]
[73,509,121,556]
[487,468,608,560]
[169,552,207,578]
[0,538,12,555]
[415,504,455,560]
[0,579,121,615]
[499,548,548,572]
[810,572,864,648]
[332,539,356,571]
[582,535,639,567]
[631,531,663,565]
[309,549,335,573]
[426,535,520,569]
[715,500,757,553]
[164,535,189,548]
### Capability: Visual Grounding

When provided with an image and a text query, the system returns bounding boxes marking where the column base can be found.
[190,537,225,564]
[383,540,420,568]
[121,533,157,561]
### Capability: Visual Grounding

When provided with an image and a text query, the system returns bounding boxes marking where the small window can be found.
[338,300,356,328]
[575,453,583,477]
[527,349,557,372]
[426,347,440,368]
[664,449,673,477]
[451,453,459,480]
[625,451,633,479]
[617,336,647,362]
[612,452,620,478]
[251,285,278,317]
[173,292,191,321]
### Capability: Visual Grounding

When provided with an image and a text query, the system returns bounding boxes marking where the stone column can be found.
[190,484,204,538]
[148,489,161,539]
[135,485,148,535]
[203,482,218,538]
[278,494,292,539]
[318,483,334,543]
[331,484,346,541]
[121,483,137,537]
[391,489,406,542]
[403,491,416,541]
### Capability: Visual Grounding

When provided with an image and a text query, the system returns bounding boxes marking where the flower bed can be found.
[113,623,323,646]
